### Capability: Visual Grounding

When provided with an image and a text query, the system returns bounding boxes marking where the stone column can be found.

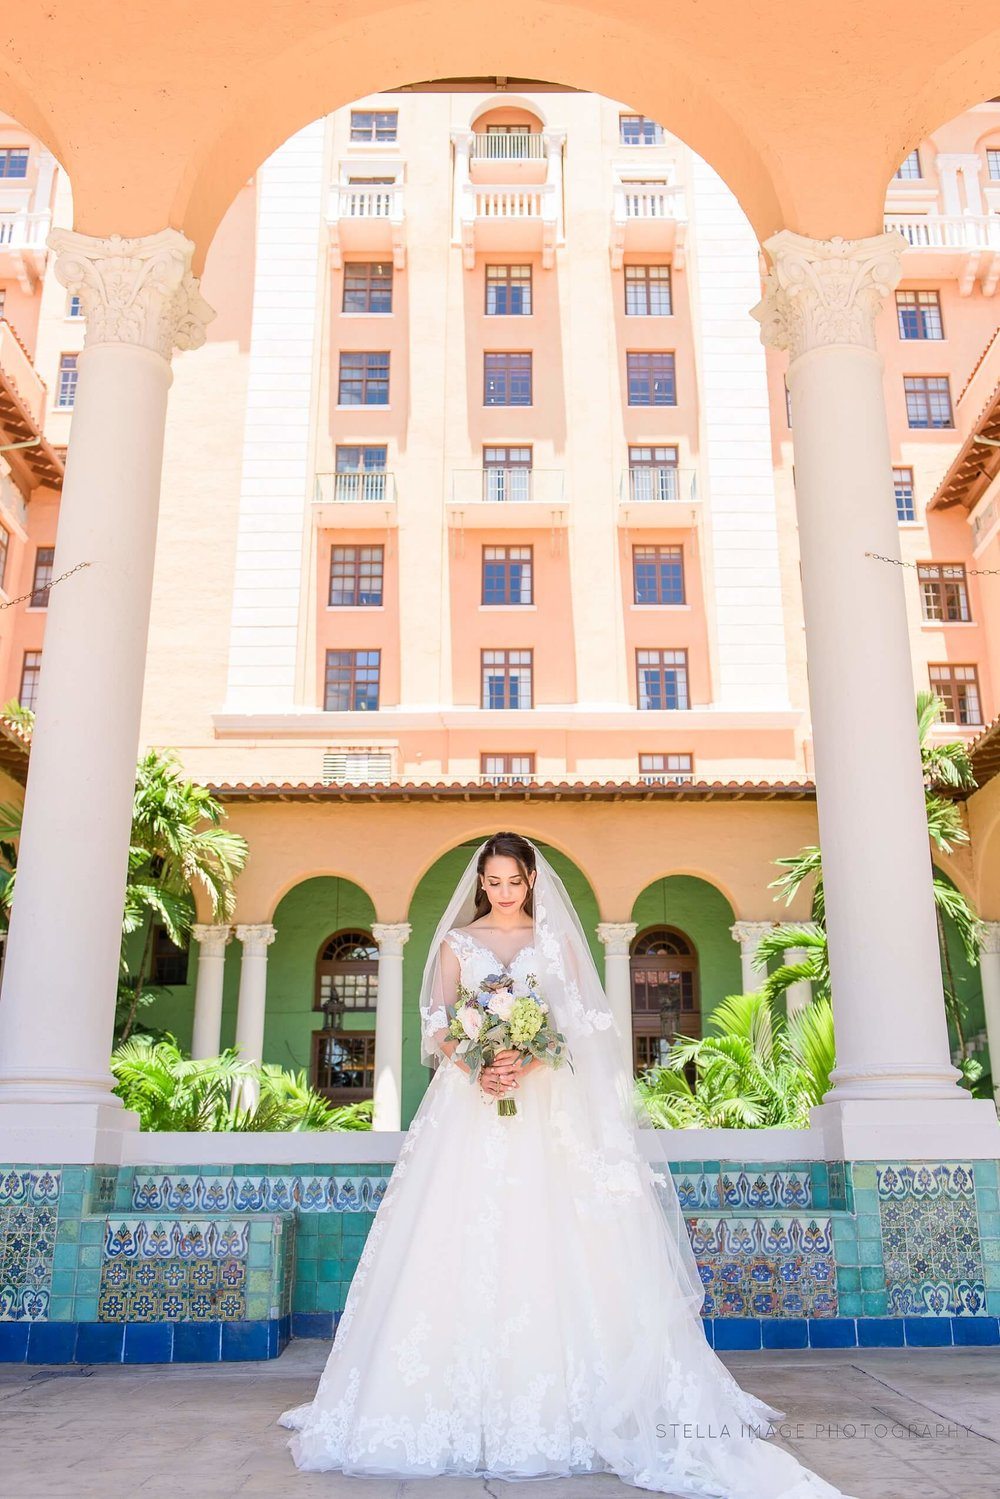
[190,924,232,1059]
[450,130,473,245]
[596,922,637,1064]
[0,229,212,1161]
[980,924,1000,1107]
[730,921,774,993]
[753,230,999,1156]
[233,924,275,1106]
[371,923,411,1132]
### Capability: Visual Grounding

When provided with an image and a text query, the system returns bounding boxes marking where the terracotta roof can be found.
[0,716,29,784]
[210,777,817,804]
[969,713,1000,789]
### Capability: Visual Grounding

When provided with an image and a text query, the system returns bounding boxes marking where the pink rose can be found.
[459,1004,484,1040]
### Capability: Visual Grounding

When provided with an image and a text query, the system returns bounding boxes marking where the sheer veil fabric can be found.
[280,840,853,1499]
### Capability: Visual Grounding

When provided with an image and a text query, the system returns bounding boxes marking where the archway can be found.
[631,876,739,1065]
[629,924,701,1071]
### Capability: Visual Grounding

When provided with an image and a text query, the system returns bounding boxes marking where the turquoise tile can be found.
[247,1242,271,1268]
[314,1283,341,1313]
[856,1214,882,1240]
[975,1188,998,1215]
[47,1295,75,1321]
[293,1284,317,1312]
[987,1288,1000,1316]
[858,1239,884,1266]
[852,1165,876,1191]
[317,1258,342,1282]
[981,1237,1000,1263]
[862,1292,888,1316]
[79,1246,102,1269]
[80,1218,105,1245]
[837,1268,860,1292]
[75,1268,101,1295]
[74,1295,99,1321]
[973,1161,999,1188]
[50,1269,76,1296]
[52,1242,79,1271]
[56,1220,79,1244]
[839,1291,862,1316]
[835,1238,859,1267]
[861,1266,886,1291]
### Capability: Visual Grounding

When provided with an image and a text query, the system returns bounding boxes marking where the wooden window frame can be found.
[904,375,954,429]
[483,352,533,407]
[480,753,536,781]
[632,543,685,606]
[323,649,382,712]
[482,544,534,606]
[342,261,393,314]
[481,648,533,710]
[918,563,971,623]
[624,264,672,316]
[896,289,944,341]
[337,351,390,406]
[329,544,385,608]
[485,264,533,316]
[626,350,676,406]
[929,663,983,726]
[635,648,689,710]
[893,466,916,522]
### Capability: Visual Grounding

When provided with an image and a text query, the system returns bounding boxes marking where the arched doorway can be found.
[629,925,701,1071]
[312,929,379,1102]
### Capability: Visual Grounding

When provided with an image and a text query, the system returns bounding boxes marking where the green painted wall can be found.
[630,875,741,1031]
[400,839,602,1127]
[933,867,985,1060]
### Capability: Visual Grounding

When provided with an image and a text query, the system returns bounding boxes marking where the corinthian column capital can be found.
[372,922,412,958]
[751,229,906,361]
[235,923,276,957]
[596,922,637,957]
[48,227,214,359]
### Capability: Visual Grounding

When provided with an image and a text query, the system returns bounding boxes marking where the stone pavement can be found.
[0,1341,996,1498]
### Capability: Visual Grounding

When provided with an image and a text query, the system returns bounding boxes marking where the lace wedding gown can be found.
[280,930,850,1498]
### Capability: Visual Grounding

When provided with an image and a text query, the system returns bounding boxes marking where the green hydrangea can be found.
[509,996,544,1048]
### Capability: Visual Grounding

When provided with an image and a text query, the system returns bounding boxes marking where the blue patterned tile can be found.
[1,1184,58,1322]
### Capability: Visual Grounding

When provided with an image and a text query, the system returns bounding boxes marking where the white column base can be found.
[0,1100,140,1165]
[810,1096,1000,1160]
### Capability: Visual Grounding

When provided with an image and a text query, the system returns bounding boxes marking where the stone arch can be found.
[631,874,741,1027]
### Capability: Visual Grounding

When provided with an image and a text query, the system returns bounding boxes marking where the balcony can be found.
[313,470,398,527]
[617,466,700,527]
[327,185,406,269]
[610,184,687,270]
[447,467,568,528]
[468,132,548,184]
[0,209,50,291]
[456,183,560,268]
[0,319,63,492]
[884,213,1000,296]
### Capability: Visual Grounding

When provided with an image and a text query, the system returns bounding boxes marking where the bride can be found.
[280,832,852,1498]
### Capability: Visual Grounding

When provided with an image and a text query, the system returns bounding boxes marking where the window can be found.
[349,110,397,143]
[989,149,1000,181]
[312,1031,376,1102]
[19,651,41,712]
[30,547,54,608]
[893,466,916,523]
[627,445,679,502]
[67,294,82,318]
[484,352,532,406]
[482,649,532,709]
[483,546,533,605]
[929,664,982,725]
[625,265,672,316]
[482,445,531,501]
[904,375,953,429]
[896,290,943,340]
[619,114,665,145]
[342,262,393,314]
[151,925,189,986]
[895,149,921,180]
[315,931,379,1015]
[56,354,78,409]
[334,445,388,501]
[636,648,689,710]
[918,563,971,622]
[626,351,676,406]
[338,351,389,406]
[638,752,694,783]
[480,754,535,783]
[0,148,28,178]
[0,288,6,320]
[0,527,7,591]
[485,265,532,316]
[633,545,685,605]
[329,545,384,607]
[629,926,701,1074]
[324,650,381,711]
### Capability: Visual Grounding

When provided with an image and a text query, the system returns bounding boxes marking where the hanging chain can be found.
[0,560,93,611]
[865,551,1000,578]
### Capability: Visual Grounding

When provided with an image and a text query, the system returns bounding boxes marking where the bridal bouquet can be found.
[447,971,572,1115]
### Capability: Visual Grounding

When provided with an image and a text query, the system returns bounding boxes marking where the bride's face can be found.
[480,855,534,915]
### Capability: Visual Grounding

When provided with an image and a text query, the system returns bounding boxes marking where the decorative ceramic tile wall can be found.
[876,1162,987,1317]
[131,1173,386,1214]
[689,1214,837,1318]
[0,1169,60,1322]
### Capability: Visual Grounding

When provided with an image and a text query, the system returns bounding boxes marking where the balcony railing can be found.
[612,184,685,221]
[451,468,565,505]
[461,183,556,221]
[331,185,404,220]
[0,209,50,250]
[620,466,698,504]
[885,213,1000,250]
[471,132,545,161]
[315,471,397,504]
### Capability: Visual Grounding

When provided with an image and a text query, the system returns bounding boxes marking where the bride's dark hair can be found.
[473,832,536,919]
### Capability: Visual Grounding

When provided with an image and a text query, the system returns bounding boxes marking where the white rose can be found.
[459,1004,484,1040]
[487,990,515,1021]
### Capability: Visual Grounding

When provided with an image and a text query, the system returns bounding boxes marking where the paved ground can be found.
[0,1341,996,1498]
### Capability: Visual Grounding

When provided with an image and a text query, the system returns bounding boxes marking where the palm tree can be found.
[635,991,835,1129]
[0,712,248,1042]
[757,691,984,1060]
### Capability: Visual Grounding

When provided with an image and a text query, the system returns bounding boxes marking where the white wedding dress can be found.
[280,925,851,1499]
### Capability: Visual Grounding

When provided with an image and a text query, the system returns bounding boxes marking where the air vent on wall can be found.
[321,750,394,785]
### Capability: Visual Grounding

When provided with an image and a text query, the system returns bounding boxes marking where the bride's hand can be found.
[480,1051,521,1098]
